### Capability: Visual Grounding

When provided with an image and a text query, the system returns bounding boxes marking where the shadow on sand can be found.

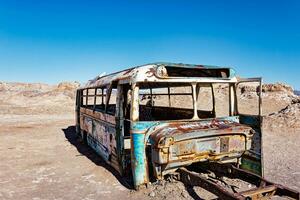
[62,126,208,200]
[62,125,133,190]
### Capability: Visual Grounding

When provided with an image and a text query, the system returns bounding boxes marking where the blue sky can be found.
[0,0,299,89]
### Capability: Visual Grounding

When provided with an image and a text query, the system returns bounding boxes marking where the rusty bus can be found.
[75,63,299,199]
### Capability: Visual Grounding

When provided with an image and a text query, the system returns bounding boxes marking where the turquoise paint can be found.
[219,116,239,123]
[130,121,160,188]
[241,157,262,176]
[131,132,148,189]
[131,121,159,131]
[239,114,263,176]
[239,115,260,126]
[229,68,236,78]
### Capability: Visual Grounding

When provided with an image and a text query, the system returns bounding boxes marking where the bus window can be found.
[122,85,132,137]
[87,89,95,109]
[196,84,215,118]
[212,83,230,117]
[124,88,132,120]
[95,88,105,111]
[237,82,260,116]
[106,88,117,115]
[82,89,87,107]
[169,86,193,109]
[139,83,193,121]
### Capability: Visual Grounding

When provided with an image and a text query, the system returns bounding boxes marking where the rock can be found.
[56,81,80,91]
[181,191,188,198]
[264,99,300,130]
[149,191,155,197]
[239,82,294,95]
[0,82,7,91]
[262,83,294,93]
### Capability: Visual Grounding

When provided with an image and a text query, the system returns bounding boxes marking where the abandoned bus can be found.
[75,62,299,199]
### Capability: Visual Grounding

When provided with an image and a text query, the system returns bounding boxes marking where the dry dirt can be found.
[0,82,299,200]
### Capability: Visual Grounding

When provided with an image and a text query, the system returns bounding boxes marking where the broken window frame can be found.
[78,84,118,116]
[131,82,239,122]
[235,78,262,117]
[137,83,194,121]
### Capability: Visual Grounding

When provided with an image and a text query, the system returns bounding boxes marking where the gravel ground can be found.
[0,114,299,200]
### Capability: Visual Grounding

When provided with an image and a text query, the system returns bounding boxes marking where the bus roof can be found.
[79,62,237,89]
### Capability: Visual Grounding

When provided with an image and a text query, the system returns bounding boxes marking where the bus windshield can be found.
[137,82,232,121]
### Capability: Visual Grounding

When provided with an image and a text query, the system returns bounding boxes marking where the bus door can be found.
[236,78,263,176]
[116,84,132,176]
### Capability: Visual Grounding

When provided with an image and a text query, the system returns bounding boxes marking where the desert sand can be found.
[0,81,299,200]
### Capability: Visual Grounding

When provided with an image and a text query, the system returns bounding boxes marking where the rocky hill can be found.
[264,97,300,132]
[0,81,80,115]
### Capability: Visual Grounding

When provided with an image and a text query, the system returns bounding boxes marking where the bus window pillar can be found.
[229,84,237,116]
[130,83,149,189]
[192,83,199,120]
[116,84,125,174]
[130,84,139,122]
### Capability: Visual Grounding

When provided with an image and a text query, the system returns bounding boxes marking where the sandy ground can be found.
[0,113,299,200]
[0,114,130,200]
[0,82,299,199]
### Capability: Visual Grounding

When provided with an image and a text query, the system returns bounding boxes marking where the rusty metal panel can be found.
[76,63,267,192]
[179,164,300,200]
[79,62,238,90]
[146,119,253,179]
[128,118,254,187]
[80,108,120,173]
[80,107,116,125]
[88,120,112,161]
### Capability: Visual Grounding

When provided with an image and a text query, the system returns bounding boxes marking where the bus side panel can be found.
[80,108,121,173]
[88,120,111,161]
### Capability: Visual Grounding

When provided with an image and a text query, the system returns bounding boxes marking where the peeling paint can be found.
[75,63,265,191]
